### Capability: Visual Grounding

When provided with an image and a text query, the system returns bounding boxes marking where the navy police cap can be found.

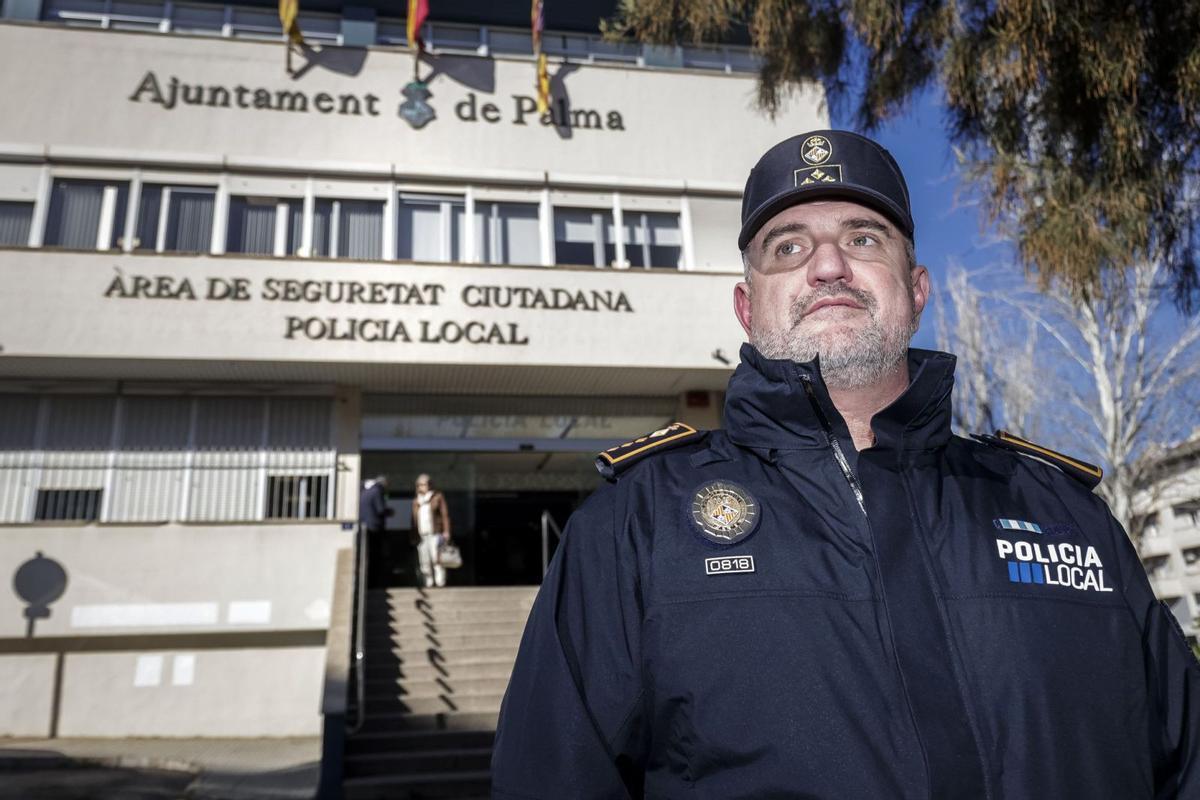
[738,130,914,251]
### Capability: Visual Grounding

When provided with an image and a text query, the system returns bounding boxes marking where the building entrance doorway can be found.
[360,451,600,588]
[358,393,678,587]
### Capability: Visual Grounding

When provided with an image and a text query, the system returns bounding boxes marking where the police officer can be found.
[491,130,1200,799]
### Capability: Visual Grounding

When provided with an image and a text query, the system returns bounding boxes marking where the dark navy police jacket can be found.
[492,345,1200,799]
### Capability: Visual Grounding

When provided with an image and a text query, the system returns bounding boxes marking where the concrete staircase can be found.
[342,586,538,799]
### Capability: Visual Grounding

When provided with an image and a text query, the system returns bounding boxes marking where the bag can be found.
[437,542,463,569]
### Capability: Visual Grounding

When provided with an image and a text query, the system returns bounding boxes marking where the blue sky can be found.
[838,88,1012,350]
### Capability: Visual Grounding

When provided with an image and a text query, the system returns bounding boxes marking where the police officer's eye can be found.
[776,241,803,257]
[849,234,877,246]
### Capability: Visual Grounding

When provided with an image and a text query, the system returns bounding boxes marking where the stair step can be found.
[364,675,512,696]
[342,770,491,800]
[345,747,493,777]
[361,659,517,681]
[365,643,520,662]
[375,591,537,605]
[365,633,523,652]
[356,710,500,733]
[375,586,539,597]
[373,604,534,621]
[367,618,527,633]
[352,692,504,716]
[346,729,494,755]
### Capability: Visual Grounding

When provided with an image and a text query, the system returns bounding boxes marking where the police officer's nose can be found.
[807,240,853,286]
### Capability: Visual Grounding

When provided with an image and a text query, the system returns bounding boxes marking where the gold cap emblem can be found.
[802,135,832,166]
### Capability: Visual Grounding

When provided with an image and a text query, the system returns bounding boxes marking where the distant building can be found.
[1137,435,1200,643]
[0,1,824,738]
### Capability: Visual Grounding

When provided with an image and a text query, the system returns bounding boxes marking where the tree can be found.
[936,261,1200,538]
[605,0,1200,308]
[933,266,1040,438]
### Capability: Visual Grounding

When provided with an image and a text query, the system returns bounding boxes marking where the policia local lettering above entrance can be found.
[103,271,634,345]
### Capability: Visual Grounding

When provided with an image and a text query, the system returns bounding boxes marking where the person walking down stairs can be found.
[411,474,451,589]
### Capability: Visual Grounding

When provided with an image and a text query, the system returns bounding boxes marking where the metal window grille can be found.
[0,394,335,524]
[0,201,34,246]
[35,488,102,521]
[264,474,328,520]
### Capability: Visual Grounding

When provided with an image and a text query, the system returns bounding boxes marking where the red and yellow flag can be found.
[278,0,303,46]
[531,0,549,114]
[407,0,429,52]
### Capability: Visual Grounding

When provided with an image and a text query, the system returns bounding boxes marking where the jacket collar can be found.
[723,343,957,454]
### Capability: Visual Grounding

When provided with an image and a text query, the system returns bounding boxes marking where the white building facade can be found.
[1138,436,1200,643]
[0,5,825,738]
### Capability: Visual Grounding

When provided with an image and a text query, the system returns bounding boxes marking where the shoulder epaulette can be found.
[595,422,706,481]
[971,429,1103,490]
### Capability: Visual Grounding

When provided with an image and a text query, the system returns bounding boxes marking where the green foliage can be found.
[606,0,1200,307]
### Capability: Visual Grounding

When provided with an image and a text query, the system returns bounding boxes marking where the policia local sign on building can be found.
[99,261,635,347]
[1,251,741,368]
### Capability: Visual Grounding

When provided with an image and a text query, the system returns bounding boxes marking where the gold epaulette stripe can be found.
[598,423,699,466]
[997,430,1103,479]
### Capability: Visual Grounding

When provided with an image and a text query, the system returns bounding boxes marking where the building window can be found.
[488,29,532,55]
[264,474,330,520]
[35,489,103,521]
[109,1,165,31]
[44,179,127,250]
[397,194,465,263]
[427,23,483,53]
[135,184,216,253]
[1184,548,1200,570]
[170,3,225,35]
[473,202,540,265]
[623,211,682,269]
[227,196,302,256]
[1138,511,1160,538]
[296,13,341,44]
[1172,500,1200,528]
[228,6,281,40]
[42,0,107,27]
[0,201,33,246]
[312,199,383,260]
[553,208,615,267]
[1143,554,1171,578]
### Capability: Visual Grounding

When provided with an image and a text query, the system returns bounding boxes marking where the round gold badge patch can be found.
[690,480,760,544]
[802,135,832,165]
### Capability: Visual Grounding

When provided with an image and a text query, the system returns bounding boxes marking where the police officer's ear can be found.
[910,263,931,322]
[734,280,753,338]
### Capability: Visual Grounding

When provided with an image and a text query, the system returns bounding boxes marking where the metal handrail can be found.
[347,522,368,734]
[541,510,563,576]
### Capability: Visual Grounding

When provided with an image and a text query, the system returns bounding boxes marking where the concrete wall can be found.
[0,522,349,736]
[57,646,326,737]
[0,654,56,736]
[0,524,349,638]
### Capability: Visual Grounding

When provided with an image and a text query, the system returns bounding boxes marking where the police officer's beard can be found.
[750,285,918,389]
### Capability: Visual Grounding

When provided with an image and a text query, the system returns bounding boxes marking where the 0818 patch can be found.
[705,555,755,575]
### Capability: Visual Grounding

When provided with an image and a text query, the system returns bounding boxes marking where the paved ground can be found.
[0,737,321,799]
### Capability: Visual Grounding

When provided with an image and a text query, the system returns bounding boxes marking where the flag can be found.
[407,0,429,53]
[278,0,303,47]
[531,0,549,114]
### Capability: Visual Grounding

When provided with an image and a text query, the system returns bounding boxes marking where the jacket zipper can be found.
[800,374,867,515]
